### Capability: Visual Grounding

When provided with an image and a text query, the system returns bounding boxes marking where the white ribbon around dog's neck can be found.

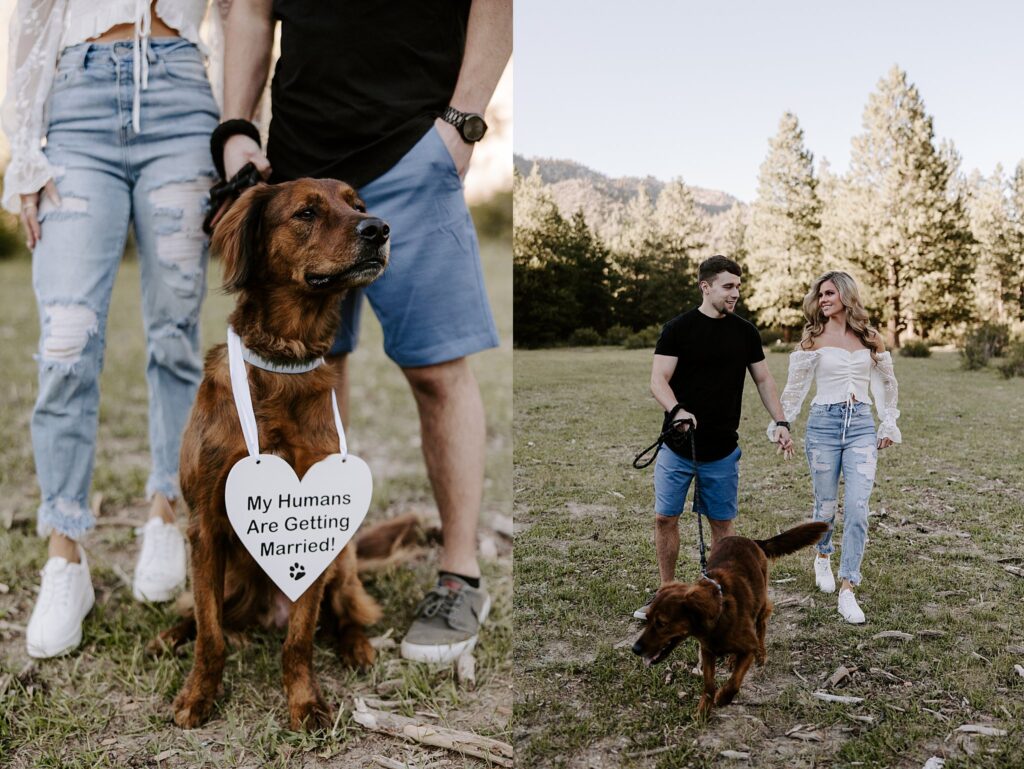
[227,327,348,460]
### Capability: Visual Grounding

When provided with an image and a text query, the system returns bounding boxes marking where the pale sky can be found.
[515,0,1024,201]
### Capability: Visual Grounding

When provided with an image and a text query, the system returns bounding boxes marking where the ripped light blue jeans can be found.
[31,39,218,539]
[804,402,878,586]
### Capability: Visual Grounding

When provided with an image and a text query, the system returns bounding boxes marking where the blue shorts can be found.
[330,126,500,367]
[654,445,741,521]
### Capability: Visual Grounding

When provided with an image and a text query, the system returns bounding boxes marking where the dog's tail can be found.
[354,514,441,573]
[755,522,828,559]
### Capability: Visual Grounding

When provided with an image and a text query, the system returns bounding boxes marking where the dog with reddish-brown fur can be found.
[155,179,391,730]
[632,522,827,716]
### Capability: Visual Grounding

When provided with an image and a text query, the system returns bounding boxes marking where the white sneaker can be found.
[838,589,865,624]
[133,517,187,602]
[26,548,95,659]
[814,555,836,594]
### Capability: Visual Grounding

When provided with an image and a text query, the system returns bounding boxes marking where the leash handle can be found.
[632,418,694,469]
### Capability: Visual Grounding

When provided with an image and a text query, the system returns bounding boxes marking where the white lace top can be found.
[2,0,216,213]
[772,347,902,443]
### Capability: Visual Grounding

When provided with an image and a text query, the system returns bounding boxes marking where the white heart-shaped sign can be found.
[225,453,371,602]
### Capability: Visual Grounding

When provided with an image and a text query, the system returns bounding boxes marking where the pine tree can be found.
[1008,162,1024,322]
[713,204,748,266]
[835,67,975,345]
[744,112,823,335]
[654,178,709,264]
[512,167,614,345]
[966,166,1017,323]
[612,184,701,330]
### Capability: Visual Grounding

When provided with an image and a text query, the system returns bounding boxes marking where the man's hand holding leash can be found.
[223,133,272,182]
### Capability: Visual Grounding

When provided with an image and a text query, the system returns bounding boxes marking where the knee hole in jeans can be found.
[40,303,98,365]
[149,178,214,276]
[809,449,832,472]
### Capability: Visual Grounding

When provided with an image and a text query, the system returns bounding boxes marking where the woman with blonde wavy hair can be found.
[769,271,902,624]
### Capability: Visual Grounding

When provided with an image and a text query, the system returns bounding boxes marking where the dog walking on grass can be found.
[632,521,828,716]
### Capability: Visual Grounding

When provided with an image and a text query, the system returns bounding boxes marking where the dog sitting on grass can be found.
[153,179,391,730]
[632,521,827,715]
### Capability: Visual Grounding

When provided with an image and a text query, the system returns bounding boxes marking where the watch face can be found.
[462,115,487,142]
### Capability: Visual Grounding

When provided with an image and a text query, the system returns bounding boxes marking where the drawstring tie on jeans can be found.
[841,392,855,443]
[131,0,152,133]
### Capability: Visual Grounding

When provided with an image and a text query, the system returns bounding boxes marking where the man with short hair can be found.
[635,255,793,620]
[217,0,511,662]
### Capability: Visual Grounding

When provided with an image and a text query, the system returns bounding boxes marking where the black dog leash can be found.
[633,416,714,582]
[632,417,692,469]
[689,426,710,578]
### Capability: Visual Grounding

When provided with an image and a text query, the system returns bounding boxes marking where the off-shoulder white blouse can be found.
[2,0,216,213]
[771,347,902,444]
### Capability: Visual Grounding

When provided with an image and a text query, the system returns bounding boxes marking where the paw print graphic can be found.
[289,563,306,580]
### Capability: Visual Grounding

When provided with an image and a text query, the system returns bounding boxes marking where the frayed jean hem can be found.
[146,474,180,502]
[37,496,95,539]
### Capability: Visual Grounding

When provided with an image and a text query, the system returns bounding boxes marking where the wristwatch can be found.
[775,421,790,429]
[441,106,488,143]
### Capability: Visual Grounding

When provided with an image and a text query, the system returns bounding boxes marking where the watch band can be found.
[441,106,488,143]
[774,421,790,429]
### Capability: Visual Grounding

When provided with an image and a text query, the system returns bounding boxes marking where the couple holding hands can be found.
[640,255,902,625]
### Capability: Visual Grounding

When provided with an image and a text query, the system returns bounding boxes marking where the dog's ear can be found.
[660,584,714,632]
[212,183,276,293]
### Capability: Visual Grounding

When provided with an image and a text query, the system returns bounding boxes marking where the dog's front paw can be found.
[714,686,738,707]
[172,686,216,728]
[697,693,715,716]
[289,693,334,731]
[335,626,376,671]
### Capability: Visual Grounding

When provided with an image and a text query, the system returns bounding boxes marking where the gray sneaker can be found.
[400,576,491,663]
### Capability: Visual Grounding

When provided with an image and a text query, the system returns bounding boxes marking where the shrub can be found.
[961,322,1010,370]
[759,328,785,346]
[469,190,511,242]
[568,327,602,346]
[624,324,662,349]
[899,339,931,358]
[996,340,1024,379]
[604,324,631,345]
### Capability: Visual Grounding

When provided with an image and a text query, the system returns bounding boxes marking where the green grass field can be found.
[514,346,1024,768]
[0,236,511,768]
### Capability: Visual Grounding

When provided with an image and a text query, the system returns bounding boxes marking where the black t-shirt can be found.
[655,308,765,461]
[268,1,471,187]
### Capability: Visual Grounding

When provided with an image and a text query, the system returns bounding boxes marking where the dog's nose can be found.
[631,641,643,656]
[356,217,390,246]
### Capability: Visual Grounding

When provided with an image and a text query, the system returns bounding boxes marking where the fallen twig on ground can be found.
[873,630,913,641]
[954,724,1007,737]
[813,691,865,705]
[352,697,513,767]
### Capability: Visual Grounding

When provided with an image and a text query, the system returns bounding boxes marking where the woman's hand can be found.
[877,437,894,450]
[775,426,795,459]
[20,180,60,249]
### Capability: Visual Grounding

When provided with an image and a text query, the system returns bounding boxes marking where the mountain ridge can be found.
[513,154,742,215]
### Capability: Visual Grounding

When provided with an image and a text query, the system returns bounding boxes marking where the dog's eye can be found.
[294,208,316,221]
[353,202,367,213]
